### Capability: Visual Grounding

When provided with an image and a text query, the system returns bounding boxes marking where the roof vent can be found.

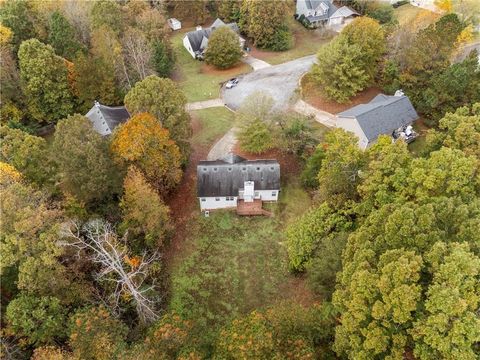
[94,100,100,107]
[196,25,202,31]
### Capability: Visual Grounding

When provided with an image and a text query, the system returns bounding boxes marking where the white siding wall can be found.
[183,36,196,58]
[336,116,369,150]
[199,197,238,211]
[257,190,279,202]
[296,0,310,15]
[86,108,111,136]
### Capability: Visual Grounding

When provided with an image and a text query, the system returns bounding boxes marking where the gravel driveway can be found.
[223,55,316,111]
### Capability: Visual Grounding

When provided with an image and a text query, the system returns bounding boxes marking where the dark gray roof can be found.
[337,94,419,142]
[86,103,130,131]
[186,18,240,53]
[305,1,337,22]
[197,157,280,197]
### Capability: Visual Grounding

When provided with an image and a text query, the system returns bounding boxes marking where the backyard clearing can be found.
[171,29,252,102]
[223,55,316,111]
[393,4,439,26]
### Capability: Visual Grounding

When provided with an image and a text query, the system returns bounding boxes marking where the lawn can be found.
[170,30,252,102]
[190,107,235,147]
[169,176,312,351]
[250,18,335,65]
[393,4,439,26]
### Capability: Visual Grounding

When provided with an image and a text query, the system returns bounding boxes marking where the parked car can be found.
[226,78,239,89]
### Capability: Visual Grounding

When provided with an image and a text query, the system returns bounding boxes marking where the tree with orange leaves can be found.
[111,112,182,193]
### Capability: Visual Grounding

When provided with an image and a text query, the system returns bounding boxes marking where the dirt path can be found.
[241,55,271,71]
[293,99,336,128]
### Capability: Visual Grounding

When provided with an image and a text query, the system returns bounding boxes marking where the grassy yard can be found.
[250,18,335,65]
[393,4,439,26]
[170,30,252,102]
[169,176,312,350]
[190,107,235,147]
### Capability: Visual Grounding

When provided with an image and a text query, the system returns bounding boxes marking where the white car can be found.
[225,78,239,89]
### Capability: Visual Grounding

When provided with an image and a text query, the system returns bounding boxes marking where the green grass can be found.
[169,177,311,348]
[393,4,438,26]
[251,18,334,65]
[408,121,429,157]
[191,107,235,147]
[171,30,252,102]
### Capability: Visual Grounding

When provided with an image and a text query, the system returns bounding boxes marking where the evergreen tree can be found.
[48,11,84,61]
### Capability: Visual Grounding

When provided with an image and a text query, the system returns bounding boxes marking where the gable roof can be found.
[185,18,240,53]
[305,1,338,22]
[197,157,280,197]
[330,6,359,18]
[337,94,418,142]
[86,102,130,132]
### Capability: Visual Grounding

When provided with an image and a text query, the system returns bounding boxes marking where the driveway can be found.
[241,55,271,71]
[207,127,237,160]
[223,55,316,111]
[293,100,336,128]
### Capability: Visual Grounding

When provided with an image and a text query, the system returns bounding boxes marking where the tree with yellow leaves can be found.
[111,112,182,194]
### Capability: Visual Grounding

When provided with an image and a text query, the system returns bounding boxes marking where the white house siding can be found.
[336,116,369,150]
[183,36,196,58]
[199,196,238,211]
[295,0,310,16]
[85,108,111,136]
[257,189,279,202]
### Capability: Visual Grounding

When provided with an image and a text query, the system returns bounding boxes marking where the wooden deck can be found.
[236,199,272,216]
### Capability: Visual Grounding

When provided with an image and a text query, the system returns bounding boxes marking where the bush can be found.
[205,26,243,69]
[367,4,395,24]
[238,118,274,154]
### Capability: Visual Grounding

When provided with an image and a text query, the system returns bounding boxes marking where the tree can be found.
[68,306,128,360]
[239,0,292,50]
[172,0,209,24]
[0,126,54,186]
[120,166,172,249]
[73,52,120,113]
[0,24,22,113]
[111,113,182,193]
[0,0,38,52]
[411,242,480,360]
[276,113,317,156]
[286,202,353,271]
[425,103,480,158]
[217,0,241,22]
[124,76,191,162]
[18,39,75,124]
[301,145,326,189]
[62,220,161,324]
[238,118,274,154]
[341,17,386,82]
[121,27,155,83]
[151,40,174,77]
[90,0,125,35]
[6,295,66,346]
[317,129,366,202]
[205,26,242,69]
[52,114,122,204]
[310,37,369,103]
[48,10,84,60]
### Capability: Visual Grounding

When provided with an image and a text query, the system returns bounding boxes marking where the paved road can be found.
[241,55,271,71]
[223,55,316,111]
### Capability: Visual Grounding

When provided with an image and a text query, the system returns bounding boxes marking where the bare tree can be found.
[122,27,154,83]
[61,219,160,324]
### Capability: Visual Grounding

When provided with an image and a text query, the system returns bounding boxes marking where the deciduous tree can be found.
[0,0,39,52]
[124,76,191,162]
[52,114,122,204]
[311,37,369,103]
[120,166,171,249]
[111,112,182,193]
[18,39,75,123]
[205,26,242,69]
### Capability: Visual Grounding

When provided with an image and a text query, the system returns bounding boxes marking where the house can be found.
[295,0,358,28]
[183,18,245,59]
[197,154,280,215]
[167,18,181,31]
[336,92,419,149]
[85,101,130,136]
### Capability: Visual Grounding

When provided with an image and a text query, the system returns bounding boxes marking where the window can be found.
[254,191,259,198]
[203,168,207,172]
[215,198,220,201]
[228,167,232,172]
[213,167,218,172]
[271,191,276,197]
[242,167,246,172]
[270,167,274,171]
[256,167,260,171]
[226,196,234,201]
[201,198,206,202]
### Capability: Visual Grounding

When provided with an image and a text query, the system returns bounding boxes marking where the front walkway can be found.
[241,55,271,71]
[186,98,224,111]
[293,100,336,128]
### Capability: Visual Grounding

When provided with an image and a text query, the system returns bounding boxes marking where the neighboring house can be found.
[197,154,280,215]
[183,18,245,59]
[85,101,130,136]
[336,92,419,150]
[295,0,358,28]
[167,18,182,31]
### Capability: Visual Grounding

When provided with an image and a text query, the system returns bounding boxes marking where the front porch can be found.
[236,199,272,216]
